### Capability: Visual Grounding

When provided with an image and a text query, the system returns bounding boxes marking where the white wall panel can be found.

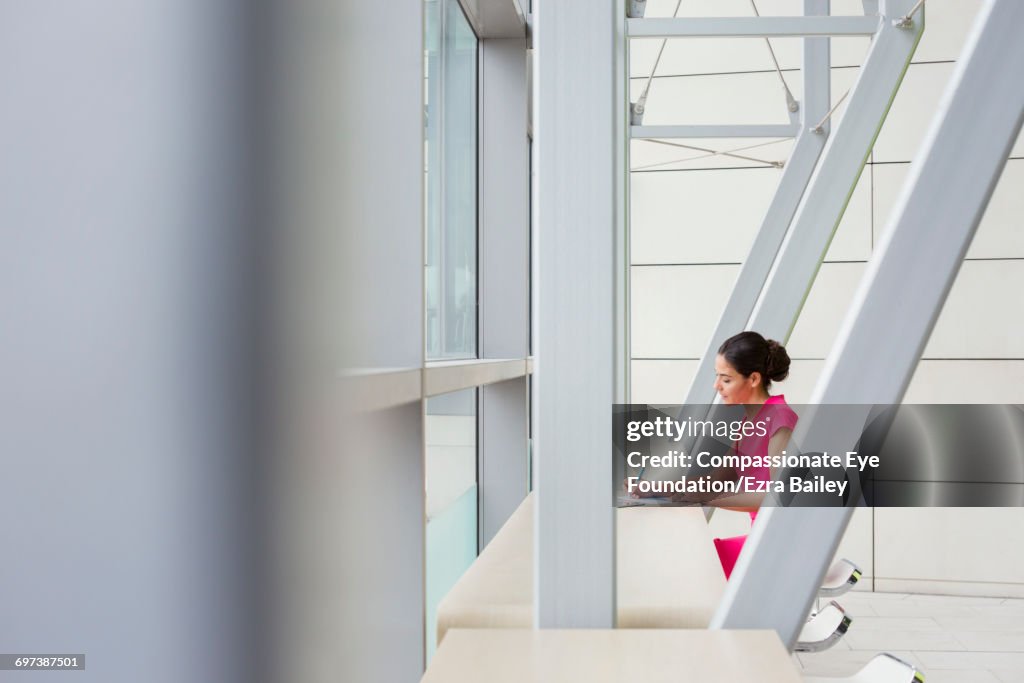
[925,261,1024,359]
[633,70,799,126]
[789,257,1024,368]
[631,36,871,78]
[829,36,873,70]
[630,137,793,172]
[824,162,872,262]
[642,0,870,18]
[873,62,955,163]
[911,0,983,64]
[628,360,838,411]
[630,37,803,79]
[631,168,781,264]
[775,359,825,403]
[786,262,866,359]
[630,359,699,403]
[874,160,1024,260]
[876,509,1024,588]
[631,265,739,358]
[834,0,1011,165]
[836,508,874,584]
[905,361,1024,404]
[870,162,904,246]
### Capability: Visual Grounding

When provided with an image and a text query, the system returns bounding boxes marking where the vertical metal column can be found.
[534,0,617,628]
[713,0,1024,650]
[617,0,631,405]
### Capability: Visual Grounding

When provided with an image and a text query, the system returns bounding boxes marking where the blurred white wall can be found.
[0,1,257,681]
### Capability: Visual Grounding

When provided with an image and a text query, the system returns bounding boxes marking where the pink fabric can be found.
[713,395,798,578]
[713,535,746,579]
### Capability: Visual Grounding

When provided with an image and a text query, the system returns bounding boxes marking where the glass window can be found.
[424,388,478,662]
[425,0,478,360]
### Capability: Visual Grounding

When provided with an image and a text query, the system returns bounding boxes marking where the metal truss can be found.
[680,0,923,408]
[712,0,1024,650]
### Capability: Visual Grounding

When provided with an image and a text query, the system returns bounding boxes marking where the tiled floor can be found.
[796,592,1024,682]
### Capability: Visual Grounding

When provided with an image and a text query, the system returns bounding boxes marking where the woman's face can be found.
[713,354,761,405]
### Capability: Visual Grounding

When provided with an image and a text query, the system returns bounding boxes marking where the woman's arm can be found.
[698,427,794,512]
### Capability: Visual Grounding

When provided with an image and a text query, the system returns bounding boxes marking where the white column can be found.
[274,0,428,679]
[0,2,254,682]
[533,0,617,628]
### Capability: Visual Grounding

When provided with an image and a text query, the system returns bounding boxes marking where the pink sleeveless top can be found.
[713,395,798,577]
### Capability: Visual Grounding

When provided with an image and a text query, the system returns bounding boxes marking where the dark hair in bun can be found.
[718,331,790,390]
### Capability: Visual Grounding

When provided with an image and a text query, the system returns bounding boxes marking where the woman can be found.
[707,331,797,578]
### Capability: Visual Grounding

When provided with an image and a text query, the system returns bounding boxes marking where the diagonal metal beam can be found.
[682,0,834,408]
[713,0,1024,650]
[746,0,923,346]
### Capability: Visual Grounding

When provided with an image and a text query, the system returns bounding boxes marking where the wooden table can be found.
[437,494,727,643]
[423,629,802,683]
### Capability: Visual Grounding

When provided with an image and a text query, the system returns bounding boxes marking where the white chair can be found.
[820,559,862,598]
[795,601,851,653]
